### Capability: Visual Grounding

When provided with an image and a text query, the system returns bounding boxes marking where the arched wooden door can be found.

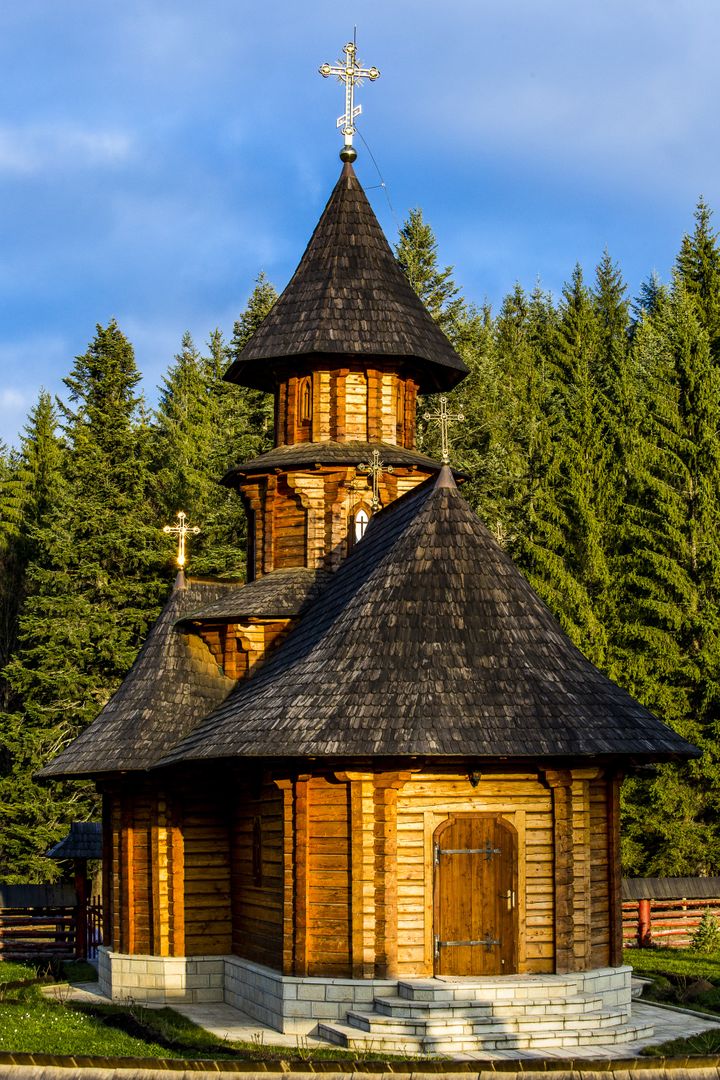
[433,814,517,976]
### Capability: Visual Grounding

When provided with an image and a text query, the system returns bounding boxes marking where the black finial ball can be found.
[340,144,357,163]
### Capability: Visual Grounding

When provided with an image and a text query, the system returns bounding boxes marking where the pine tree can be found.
[521,266,609,664]
[676,199,720,356]
[224,272,277,467]
[617,284,720,873]
[395,208,466,341]
[0,323,166,881]
[0,392,63,694]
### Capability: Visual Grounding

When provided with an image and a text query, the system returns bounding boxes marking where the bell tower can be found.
[222,162,468,578]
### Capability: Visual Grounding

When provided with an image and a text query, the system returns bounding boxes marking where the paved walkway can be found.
[41,980,720,1060]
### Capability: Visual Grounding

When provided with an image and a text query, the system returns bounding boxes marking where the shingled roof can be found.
[157,469,698,767]
[224,163,468,394]
[222,440,444,484]
[38,575,235,779]
[177,567,328,624]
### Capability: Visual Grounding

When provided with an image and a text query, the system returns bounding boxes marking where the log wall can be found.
[307,776,352,976]
[273,365,419,447]
[103,764,617,978]
[238,466,432,575]
[230,779,284,969]
[182,794,232,956]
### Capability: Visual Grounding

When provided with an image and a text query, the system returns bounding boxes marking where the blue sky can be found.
[1,0,719,446]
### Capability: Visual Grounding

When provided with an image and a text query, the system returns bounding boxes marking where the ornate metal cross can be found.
[319,38,379,157]
[423,396,465,465]
[163,511,201,569]
[357,450,393,512]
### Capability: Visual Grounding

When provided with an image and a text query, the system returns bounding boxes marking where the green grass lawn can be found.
[0,961,37,985]
[625,946,720,980]
[0,960,408,1061]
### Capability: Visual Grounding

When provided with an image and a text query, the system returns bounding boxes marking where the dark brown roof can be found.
[177,567,328,624]
[157,469,698,767]
[622,877,720,901]
[46,822,102,861]
[38,575,235,779]
[222,440,443,484]
[224,163,468,394]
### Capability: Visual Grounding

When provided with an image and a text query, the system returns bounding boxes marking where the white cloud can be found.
[0,123,135,176]
[0,387,28,411]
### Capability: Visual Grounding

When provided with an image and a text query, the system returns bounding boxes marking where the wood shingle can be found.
[38,574,235,778]
[157,469,698,767]
[224,163,468,393]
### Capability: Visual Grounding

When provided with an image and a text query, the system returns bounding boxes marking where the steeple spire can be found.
[319,34,379,163]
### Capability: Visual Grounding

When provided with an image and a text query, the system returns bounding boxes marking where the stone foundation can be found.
[97,948,226,1005]
[224,956,395,1033]
[98,950,637,1044]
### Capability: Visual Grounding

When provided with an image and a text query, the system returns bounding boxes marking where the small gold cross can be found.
[163,511,201,569]
[423,396,465,465]
[358,449,393,512]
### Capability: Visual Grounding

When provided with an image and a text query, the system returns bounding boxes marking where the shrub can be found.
[691,910,720,954]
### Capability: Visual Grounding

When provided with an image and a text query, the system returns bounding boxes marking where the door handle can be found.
[500,889,515,910]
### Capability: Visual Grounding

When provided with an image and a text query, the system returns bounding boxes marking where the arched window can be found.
[354,508,369,544]
[298,377,312,424]
[395,379,405,440]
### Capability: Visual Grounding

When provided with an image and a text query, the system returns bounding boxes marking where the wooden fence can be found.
[0,885,102,962]
[623,896,720,948]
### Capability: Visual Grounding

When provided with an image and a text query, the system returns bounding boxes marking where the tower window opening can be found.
[299,377,312,424]
[396,379,405,439]
[354,508,369,543]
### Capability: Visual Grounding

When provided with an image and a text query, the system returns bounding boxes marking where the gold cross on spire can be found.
[319,35,379,162]
[423,396,465,465]
[163,511,201,569]
[358,449,393,512]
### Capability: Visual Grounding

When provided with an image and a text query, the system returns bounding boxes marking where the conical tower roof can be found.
[225,163,468,393]
[157,470,697,766]
[38,575,235,778]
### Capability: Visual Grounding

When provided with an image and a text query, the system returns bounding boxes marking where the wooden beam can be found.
[543,768,574,974]
[274,779,295,975]
[293,777,310,976]
[169,797,185,957]
[120,796,135,955]
[607,772,624,966]
[101,791,114,950]
[373,773,411,978]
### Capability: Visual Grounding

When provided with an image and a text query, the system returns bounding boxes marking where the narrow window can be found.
[299,377,312,424]
[395,379,405,440]
[354,508,369,543]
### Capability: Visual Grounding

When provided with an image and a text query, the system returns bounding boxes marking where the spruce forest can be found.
[1,202,719,884]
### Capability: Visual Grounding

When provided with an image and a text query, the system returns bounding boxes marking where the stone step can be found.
[422,1020,655,1054]
[320,1017,655,1055]
[374,992,608,1019]
[397,977,585,1003]
[346,1005,631,1039]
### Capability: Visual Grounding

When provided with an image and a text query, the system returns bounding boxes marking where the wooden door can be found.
[433,814,517,976]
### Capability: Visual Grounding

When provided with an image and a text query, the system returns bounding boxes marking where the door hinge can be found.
[436,845,502,860]
[435,934,501,953]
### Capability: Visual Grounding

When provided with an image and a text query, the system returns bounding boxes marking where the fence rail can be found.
[623,896,720,948]
[0,897,102,962]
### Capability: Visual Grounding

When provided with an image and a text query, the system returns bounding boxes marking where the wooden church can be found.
[41,52,697,1052]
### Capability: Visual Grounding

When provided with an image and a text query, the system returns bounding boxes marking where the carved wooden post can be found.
[638,899,652,947]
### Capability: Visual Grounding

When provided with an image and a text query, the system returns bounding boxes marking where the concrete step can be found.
[346,1005,632,1039]
[319,1017,655,1056]
[397,977,585,1003]
[374,991,608,1019]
